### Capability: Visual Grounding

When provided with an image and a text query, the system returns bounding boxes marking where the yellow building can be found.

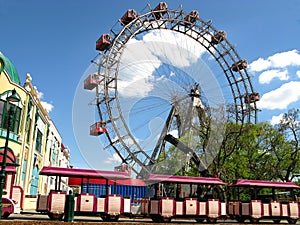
[0,52,70,211]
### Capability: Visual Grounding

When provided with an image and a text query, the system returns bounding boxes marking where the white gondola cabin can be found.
[231,59,248,72]
[84,74,101,90]
[90,122,107,136]
[211,31,227,45]
[244,92,260,103]
[184,10,199,24]
[96,34,111,51]
[120,9,137,25]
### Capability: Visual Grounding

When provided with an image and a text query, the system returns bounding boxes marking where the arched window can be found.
[0,90,22,134]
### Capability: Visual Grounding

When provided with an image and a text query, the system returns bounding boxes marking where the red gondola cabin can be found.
[184,10,199,24]
[152,2,168,19]
[244,92,260,103]
[231,59,248,72]
[120,9,137,25]
[211,31,227,45]
[90,122,107,136]
[84,74,101,90]
[96,34,111,51]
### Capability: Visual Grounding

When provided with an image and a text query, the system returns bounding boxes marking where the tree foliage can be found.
[212,109,300,183]
[157,108,300,183]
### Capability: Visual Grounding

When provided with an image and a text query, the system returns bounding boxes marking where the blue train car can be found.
[69,177,148,201]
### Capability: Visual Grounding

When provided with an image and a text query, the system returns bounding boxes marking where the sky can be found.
[1,0,300,172]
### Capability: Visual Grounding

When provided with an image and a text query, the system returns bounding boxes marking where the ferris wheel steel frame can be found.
[93,5,259,176]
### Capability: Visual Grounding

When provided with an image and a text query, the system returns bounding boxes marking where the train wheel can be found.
[195,217,205,223]
[162,217,171,222]
[207,217,217,223]
[151,215,162,223]
[110,215,119,222]
[273,219,280,223]
[237,216,245,223]
[101,215,109,222]
[288,218,297,224]
[2,212,10,219]
[48,212,64,221]
[250,218,259,223]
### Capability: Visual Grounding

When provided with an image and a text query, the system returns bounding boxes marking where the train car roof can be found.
[230,179,300,189]
[147,174,226,185]
[40,166,130,180]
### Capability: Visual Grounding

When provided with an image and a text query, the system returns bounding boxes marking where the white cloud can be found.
[297,70,300,78]
[104,153,122,164]
[258,69,289,84]
[249,57,272,72]
[268,50,300,68]
[117,29,210,99]
[249,49,300,72]
[270,113,284,125]
[167,129,178,138]
[41,101,54,113]
[33,86,54,113]
[257,81,300,110]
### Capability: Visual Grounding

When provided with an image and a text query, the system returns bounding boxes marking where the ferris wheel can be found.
[84,2,260,178]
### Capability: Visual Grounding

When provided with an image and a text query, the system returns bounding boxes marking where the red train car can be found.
[38,166,131,221]
[141,173,226,223]
[228,179,300,224]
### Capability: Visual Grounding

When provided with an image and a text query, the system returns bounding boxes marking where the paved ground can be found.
[0,212,299,224]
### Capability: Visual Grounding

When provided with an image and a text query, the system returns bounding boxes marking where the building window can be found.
[26,118,32,143]
[35,129,43,153]
[30,165,39,196]
[21,159,27,182]
[11,106,21,133]
[52,148,57,166]
[0,99,21,134]
[0,101,4,125]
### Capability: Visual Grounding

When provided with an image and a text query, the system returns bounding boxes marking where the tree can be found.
[275,108,300,181]
[211,122,288,183]
[155,109,300,183]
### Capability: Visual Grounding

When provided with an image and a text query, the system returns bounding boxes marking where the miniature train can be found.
[32,166,300,223]
[2,165,300,224]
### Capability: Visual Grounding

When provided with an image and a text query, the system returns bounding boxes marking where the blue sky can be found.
[1,0,300,171]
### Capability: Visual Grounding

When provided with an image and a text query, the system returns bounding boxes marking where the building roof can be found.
[0,52,21,85]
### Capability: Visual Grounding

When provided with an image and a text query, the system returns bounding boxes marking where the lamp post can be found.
[0,89,20,219]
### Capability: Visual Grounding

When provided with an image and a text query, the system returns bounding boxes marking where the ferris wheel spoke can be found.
[150,106,176,164]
